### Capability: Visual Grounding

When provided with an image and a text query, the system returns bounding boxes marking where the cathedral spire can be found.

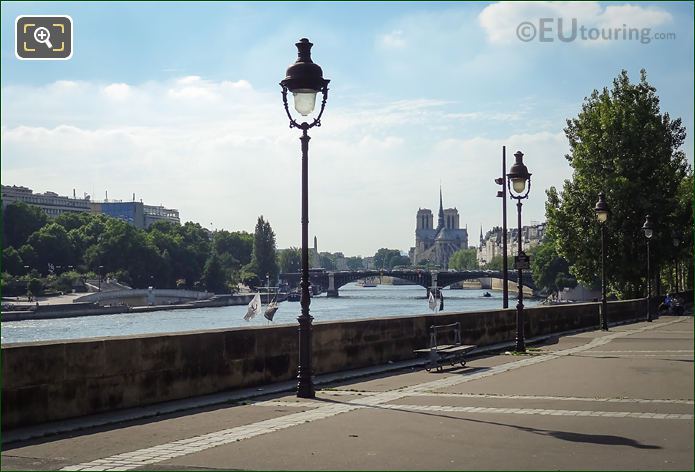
[436,185,445,231]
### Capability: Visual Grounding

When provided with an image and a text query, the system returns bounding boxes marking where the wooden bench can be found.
[413,322,477,372]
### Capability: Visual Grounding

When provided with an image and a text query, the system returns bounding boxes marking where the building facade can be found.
[1,185,92,217]
[476,222,547,266]
[409,188,468,268]
[2,185,180,228]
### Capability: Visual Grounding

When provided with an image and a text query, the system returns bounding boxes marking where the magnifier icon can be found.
[33,27,53,49]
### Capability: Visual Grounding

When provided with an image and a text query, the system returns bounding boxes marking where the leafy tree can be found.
[212,230,253,269]
[448,248,479,270]
[346,256,364,270]
[202,253,227,293]
[546,70,690,298]
[18,244,38,270]
[84,218,163,288]
[2,246,24,275]
[27,277,44,297]
[27,223,75,275]
[2,202,48,249]
[482,255,503,271]
[54,212,93,232]
[319,252,336,270]
[373,248,409,270]
[278,247,301,273]
[530,241,571,294]
[250,216,278,283]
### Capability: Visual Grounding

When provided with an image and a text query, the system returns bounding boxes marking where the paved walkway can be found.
[2,316,693,470]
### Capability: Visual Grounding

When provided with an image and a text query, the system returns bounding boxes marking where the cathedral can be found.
[409,188,469,268]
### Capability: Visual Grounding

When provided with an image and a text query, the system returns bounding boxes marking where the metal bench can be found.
[413,322,477,372]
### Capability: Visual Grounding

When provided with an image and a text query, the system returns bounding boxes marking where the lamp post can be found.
[594,192,610,330]
[507,151,531,352]
[642,215,654,322]
[98,265,104,292]
[672,234,680,293]
[280,38,330,399]
[495,146,509,308]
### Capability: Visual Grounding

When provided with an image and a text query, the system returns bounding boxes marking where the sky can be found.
[1,1,693,257]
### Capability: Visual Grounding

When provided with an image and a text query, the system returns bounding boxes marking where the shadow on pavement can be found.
[316,396,662,451]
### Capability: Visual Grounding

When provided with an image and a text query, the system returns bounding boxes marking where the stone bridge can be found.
[280,269,536,297]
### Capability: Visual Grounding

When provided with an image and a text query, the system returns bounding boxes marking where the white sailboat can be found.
[244,293,261,321]
[263,282,279,322]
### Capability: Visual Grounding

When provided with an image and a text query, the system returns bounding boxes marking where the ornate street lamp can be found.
[507,151,531,352]
[495,146,509,308]
[642,215,654,322]
[594,192,610,330]
[280,38,329,399]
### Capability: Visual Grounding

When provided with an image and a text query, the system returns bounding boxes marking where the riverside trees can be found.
[545,70,692,299]
[0,204,274,293]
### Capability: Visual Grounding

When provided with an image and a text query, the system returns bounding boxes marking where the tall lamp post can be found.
[642,215,654,322]
[672,234,680,293]
[507,151,531,352]
[280,38,330,399]
[594,192,610,330]
[495,146,509,308]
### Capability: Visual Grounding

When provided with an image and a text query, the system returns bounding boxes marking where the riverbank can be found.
[1,293,257,322]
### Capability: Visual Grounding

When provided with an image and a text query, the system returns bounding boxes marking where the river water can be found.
[1,283,540,344]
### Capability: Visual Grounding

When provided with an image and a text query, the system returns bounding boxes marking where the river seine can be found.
[1,283,540,344]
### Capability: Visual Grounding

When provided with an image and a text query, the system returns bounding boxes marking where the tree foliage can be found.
[530,241,574,294]
[250,216,278,283]
[373,248,410,270]
[545,70,691,298]
[448,248,479,270]
[2,202,48,249]
[278,247,301,273]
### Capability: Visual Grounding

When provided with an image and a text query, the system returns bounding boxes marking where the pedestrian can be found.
[439,291,444,311]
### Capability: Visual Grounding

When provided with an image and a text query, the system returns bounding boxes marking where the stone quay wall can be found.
[2,299,647,429]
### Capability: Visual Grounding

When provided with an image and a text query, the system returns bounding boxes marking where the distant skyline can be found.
[2,1,693,256]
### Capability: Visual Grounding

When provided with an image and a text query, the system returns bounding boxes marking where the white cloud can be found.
[479,1,672,44]
[1,77,569,255]
[378,30,407,49]
[102,83,131,100]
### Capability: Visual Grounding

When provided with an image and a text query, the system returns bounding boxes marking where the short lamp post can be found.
[280,38,330,399]
[594,192,610,330]
[642,215,654,322]
[507,151,531,352]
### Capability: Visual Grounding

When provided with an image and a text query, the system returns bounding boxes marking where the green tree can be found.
[278,247,301,273]
[546,70,690,298]
[1,246,24,275]
[530,241,572,294]
[202,253,227,293]
[483,255,503,271]
[373,248,409,270]
[250,216,278,283]
[319,252,336,270]
[2,202,48,249]
[212,230,253,269]
[54,212,93,232]
[448,248,479,270]
[84,218,163,288]
[27,223,75,275]
[346,256,364,270]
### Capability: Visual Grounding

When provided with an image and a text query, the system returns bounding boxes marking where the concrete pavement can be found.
[2,316,692,471]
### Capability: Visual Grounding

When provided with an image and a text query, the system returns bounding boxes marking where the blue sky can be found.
[2,1,693,256]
